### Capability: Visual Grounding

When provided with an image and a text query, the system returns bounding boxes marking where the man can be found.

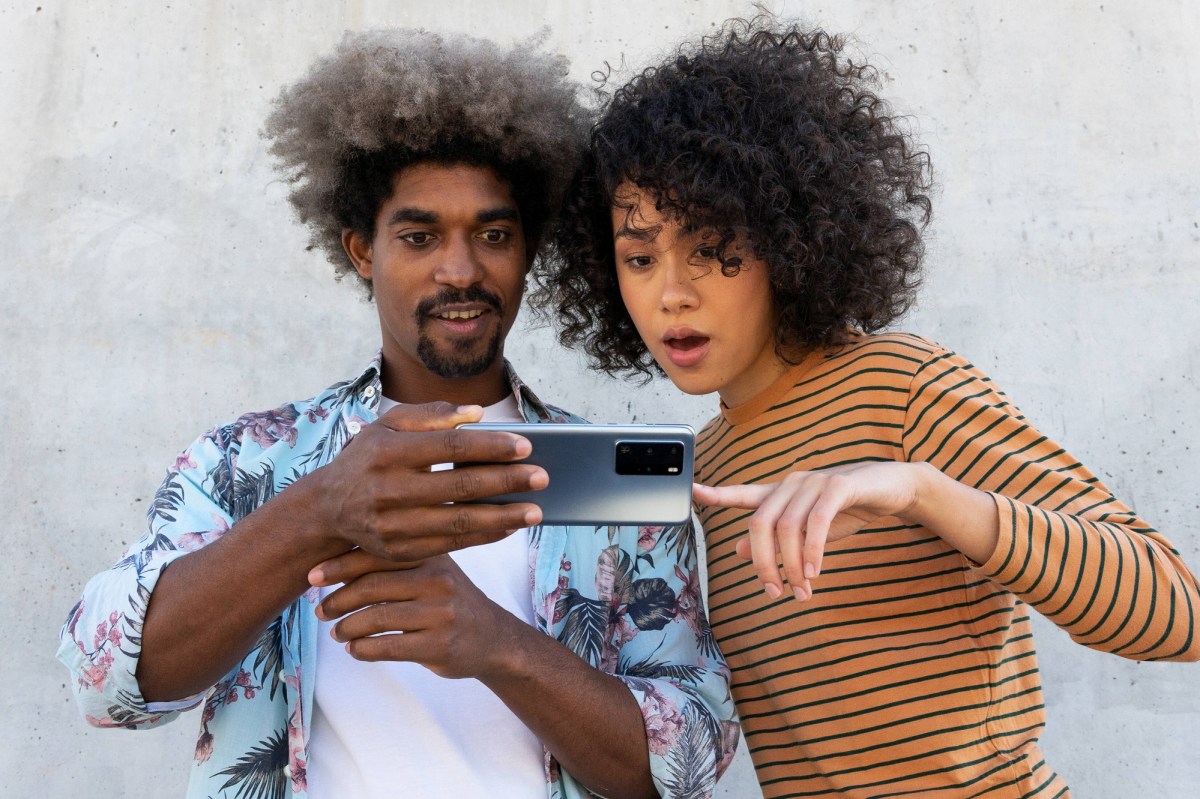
[57,29,737,799]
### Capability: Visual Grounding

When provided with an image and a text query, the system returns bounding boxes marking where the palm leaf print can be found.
[555,588,609,666]
[215,728,288,799]
[298,414,352,470]
[147,471,185,528]
[208,451,236,516]
[658,522,696,566]
[251,618,285,701]
[623,655,705,685]
[627,577,678,631]
[231,462,276,521]
[661,703,718,799]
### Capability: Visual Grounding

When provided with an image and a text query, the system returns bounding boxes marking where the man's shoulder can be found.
[189,370,374,467]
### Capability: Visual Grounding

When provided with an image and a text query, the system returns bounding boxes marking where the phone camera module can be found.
[615,439,686,476]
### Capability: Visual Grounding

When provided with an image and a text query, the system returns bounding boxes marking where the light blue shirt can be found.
[57,354,739,798]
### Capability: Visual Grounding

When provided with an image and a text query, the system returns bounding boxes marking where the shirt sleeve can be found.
[902,346,1200,661]
[554,519,740,799]
[56,426,238,728]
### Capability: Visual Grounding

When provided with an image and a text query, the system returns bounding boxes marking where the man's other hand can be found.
[310,549,519,679]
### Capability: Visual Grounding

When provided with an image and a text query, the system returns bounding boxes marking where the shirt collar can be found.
[348,351,554,422]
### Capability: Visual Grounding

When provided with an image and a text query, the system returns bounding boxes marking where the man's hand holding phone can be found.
[304,402,546,562]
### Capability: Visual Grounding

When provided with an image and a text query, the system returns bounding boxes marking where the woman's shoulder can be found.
[830,329,947,362]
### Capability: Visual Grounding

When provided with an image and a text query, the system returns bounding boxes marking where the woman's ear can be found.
[341,229,373,281]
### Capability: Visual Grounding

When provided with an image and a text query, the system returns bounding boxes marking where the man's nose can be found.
[433,235,485,287]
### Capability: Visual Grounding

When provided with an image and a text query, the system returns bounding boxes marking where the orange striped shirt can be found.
[697,332,1199,798]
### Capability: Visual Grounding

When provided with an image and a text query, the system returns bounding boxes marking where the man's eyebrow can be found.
[385,208,438,226]
[477,207,519,224]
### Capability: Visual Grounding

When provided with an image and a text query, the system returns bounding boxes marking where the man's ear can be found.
[342,229,373,281]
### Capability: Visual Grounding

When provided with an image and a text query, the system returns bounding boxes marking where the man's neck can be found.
[378,358,511,408]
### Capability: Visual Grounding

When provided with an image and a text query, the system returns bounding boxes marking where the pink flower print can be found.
[304,405,330,424]
[715,720,742,777]
[80,663,108,693]
[236,405,301,449]
[178,516,230,552]
[640,684,685,756]
[195,730,214,763]
[108,610,120,625]
[596,545,620,599]
[107,625,122,646]
[638,526,664,552]
[674,564,704,634]
[288,704,308,792]
[93,621,109,651]
[173,450,198,473]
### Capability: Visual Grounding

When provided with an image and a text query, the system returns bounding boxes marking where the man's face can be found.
[345,163,528,403]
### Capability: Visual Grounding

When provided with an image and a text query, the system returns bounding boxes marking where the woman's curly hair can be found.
[264,29,589,294]
[533,16,933,379]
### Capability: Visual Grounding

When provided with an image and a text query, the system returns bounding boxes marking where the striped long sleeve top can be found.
[696,332,1199,799]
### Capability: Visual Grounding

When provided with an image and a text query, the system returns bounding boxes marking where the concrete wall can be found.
[2,1,1197,796]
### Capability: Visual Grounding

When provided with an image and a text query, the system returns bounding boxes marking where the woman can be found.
[539,16,1200,798]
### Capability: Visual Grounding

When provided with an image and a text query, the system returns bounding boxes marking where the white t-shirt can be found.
[307,394,545,798]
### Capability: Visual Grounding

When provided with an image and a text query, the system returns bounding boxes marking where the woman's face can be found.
[611,183,790,407]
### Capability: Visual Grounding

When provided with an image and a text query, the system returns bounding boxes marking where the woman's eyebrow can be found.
[613,223,661,242]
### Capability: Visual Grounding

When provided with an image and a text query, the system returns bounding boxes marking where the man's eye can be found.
[402,232,432,245]
[480,229,509,243]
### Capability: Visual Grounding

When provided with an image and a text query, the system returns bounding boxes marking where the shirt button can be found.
[364,385,376,398]
[347,420,362,435]
[284,765,292,778]
[278,670,287,683]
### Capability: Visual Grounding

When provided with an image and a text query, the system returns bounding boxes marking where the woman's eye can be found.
[695,245,721,260]
[625,255,653,270]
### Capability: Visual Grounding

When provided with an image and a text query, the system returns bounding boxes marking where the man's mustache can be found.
[414,286,504,322]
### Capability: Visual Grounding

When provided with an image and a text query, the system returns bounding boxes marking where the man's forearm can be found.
[480,616,657,799]
[137,476,348,702]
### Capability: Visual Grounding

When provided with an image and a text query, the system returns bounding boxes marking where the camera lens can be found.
[619,444,630,454]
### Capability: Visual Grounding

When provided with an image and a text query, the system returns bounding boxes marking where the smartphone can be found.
[456,423,695,526]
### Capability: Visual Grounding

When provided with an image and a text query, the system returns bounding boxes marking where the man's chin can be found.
[417,336,502,379]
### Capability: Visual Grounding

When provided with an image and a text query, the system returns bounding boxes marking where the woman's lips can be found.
[663,334,710,367]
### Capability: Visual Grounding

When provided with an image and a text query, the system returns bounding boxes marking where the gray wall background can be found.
[3,1,1198,796]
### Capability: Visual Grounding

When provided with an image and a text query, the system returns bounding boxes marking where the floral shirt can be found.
[57,356,739,799]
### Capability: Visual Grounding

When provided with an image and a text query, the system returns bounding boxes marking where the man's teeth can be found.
[439,310,483,320]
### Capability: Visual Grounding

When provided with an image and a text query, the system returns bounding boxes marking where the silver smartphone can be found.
[457,423,695,526]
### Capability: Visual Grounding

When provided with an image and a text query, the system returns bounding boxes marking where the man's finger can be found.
[371,427,534,469]
[360,462,546,508]
[365,503,536,561]
[374,401,484,433]
[693,482,774,509]
[309,549,422,587]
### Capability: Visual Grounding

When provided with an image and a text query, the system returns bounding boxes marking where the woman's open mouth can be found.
[663,333,710,368]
